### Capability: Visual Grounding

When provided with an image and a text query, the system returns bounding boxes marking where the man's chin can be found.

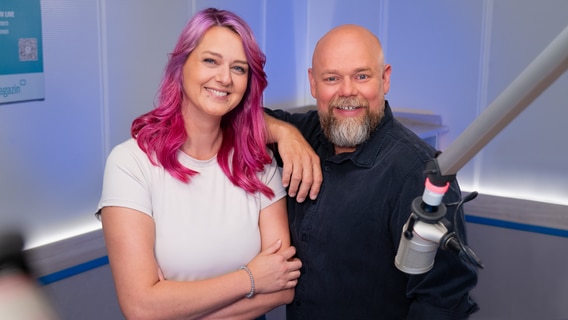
[328,124,370,147]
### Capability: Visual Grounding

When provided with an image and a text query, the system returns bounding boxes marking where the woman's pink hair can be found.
[131,8,274,198]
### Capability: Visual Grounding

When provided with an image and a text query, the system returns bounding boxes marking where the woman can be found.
[97,8,301,320]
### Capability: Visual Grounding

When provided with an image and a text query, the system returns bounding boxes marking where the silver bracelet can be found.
[239,265,255,298]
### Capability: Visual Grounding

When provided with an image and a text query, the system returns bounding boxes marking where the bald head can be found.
[312,24,385,70]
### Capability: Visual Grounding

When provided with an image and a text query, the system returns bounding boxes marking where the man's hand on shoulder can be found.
[264,113,322,202]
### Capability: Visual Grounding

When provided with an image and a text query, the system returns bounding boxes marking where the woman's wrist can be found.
[239,266,255,299]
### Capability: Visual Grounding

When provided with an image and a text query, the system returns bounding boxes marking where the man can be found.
[267,24,479,319]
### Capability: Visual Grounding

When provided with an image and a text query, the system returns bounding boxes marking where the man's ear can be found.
[308,68,317,98]
[383,64,392,94]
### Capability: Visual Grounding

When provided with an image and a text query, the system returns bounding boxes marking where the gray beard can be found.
[320,108,384,148]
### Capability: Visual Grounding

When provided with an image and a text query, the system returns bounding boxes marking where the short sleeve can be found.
[97,140,153,216]
[258,149,287,210]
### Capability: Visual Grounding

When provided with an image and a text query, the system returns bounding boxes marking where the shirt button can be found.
[301,233,308,241]
[295,300,302,306]
[324,166,330,171]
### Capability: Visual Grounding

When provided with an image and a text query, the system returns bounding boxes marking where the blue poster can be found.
[0,0,44,104]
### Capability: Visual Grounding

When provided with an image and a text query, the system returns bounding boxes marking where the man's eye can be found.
[325,76,338,82]
[357,74,369,80]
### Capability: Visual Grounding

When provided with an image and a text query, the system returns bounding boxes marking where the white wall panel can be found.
[476,0,568,205]
[104,0,190,147]
[264,0,308,108]
[386,1,485,150]
[0,0,104,247]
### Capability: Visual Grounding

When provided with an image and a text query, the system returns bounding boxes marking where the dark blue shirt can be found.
[267,102,478,320]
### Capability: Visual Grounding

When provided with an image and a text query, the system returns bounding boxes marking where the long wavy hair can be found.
[131,8,273,198]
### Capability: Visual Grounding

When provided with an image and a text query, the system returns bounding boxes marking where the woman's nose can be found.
[215,65,231,86]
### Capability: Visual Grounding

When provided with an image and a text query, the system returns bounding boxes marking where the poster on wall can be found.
[0,0,44,105]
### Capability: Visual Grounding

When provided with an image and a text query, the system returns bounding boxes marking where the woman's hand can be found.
[246,240,302,294]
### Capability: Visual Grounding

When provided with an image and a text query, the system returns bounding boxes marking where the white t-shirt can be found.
[98,138,286,281]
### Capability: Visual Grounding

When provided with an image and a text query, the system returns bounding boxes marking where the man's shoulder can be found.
[267,107,323,144]
[266,107,319,124]
[379,119,436,159]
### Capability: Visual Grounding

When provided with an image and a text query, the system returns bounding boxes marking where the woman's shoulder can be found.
[110,138,143,154]
[107,138,151,165]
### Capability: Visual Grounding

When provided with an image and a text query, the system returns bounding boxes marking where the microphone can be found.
[395,178,451,274]
[394,173,484,274]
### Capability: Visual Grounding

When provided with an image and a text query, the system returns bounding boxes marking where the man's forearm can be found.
[263,112,298,144]
[262,111,322,202]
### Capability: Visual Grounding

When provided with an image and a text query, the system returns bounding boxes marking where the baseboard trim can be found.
[466,215,568,238]
[38,255,109,285]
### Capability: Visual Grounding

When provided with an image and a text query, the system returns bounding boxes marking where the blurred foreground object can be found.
[0,230,59,320]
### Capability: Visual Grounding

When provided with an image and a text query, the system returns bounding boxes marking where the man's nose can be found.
[339,78,357,96]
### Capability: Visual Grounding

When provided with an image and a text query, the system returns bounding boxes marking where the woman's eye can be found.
[233,66,248,74]
[203,58,216,64]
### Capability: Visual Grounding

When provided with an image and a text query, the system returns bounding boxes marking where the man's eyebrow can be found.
[354,67,373,73]
[319,69,340,76]
[320,67,372,75]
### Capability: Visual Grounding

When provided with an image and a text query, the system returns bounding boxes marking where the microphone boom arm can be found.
[438,24,568,177]
[395,24,568,274]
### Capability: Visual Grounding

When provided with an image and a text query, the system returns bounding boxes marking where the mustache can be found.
[329,96,369,109]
